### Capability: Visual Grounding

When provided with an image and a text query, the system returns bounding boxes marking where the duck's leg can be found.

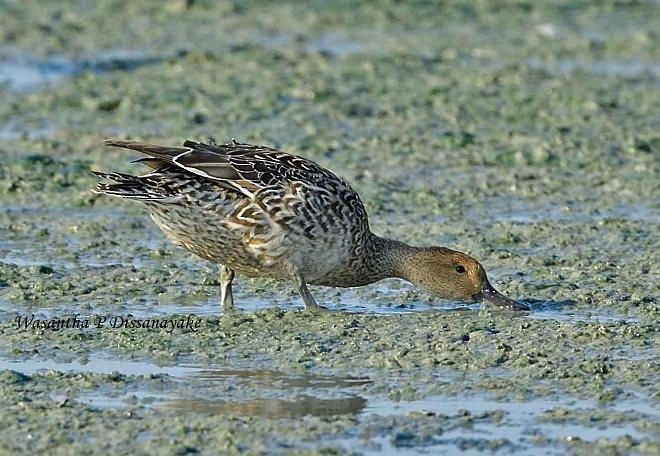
[291,270,321,311]
[220,265,235,311]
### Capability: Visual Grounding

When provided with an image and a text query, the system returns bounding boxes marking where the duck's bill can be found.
[476,282,530,311]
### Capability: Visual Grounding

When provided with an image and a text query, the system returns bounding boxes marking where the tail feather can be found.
[91,170,138,183]
[103,139,187,163]
[93,171,167,200]
[130,157,171,170]
[95,139,191,202]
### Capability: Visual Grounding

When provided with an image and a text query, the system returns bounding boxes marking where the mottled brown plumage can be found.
[93,139,529,312]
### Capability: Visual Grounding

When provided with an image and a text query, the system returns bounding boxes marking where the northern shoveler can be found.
[93,139,529,312]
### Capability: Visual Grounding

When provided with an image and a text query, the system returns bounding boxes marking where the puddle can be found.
[311,32,365,57]
[161,395,368,418]
[0,356,371,388]
[1,273,629,324]
[0,357,201,377]
[0,292,476,320]
[1,353,655,453]
[0,50,167,91]
[336,396,653,455]
[0,254,633,326]
[0,250,129,269]
[0,354,372,417]
[366,394,657,424]
[193,368,373,389]
[249,28,464,59]
[141,373,660,448]
[0,355,373,409]
[70,391,171,409]
[526,57,660,79]
[530,309,640,324]
[0,55,77,90]
[3,354,655,418]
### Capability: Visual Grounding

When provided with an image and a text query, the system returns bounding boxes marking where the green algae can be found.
[0,0,659,454]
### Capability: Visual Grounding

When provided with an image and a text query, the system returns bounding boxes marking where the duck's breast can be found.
[252,179,370,283]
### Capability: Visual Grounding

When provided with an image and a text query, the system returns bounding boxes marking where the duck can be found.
[93,138,530,312]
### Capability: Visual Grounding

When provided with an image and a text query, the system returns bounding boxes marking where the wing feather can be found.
[104,138,341,199]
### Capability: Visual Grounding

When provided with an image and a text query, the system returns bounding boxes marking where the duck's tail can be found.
[91,171,172,201]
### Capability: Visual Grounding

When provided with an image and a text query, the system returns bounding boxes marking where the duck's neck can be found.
[363,233,421,284]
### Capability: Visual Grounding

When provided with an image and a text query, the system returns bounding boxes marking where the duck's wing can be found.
[176,140,340,190]
[103,139,339,199]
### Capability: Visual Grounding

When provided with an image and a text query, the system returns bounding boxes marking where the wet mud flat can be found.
[0,0,658,454]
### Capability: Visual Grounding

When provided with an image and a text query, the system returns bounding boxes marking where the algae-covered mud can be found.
[0,1,658,454]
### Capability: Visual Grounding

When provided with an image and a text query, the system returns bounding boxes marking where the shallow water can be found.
[1,354,655,454]
[0,50,165,91]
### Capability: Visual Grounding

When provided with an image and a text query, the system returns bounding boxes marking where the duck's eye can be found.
[455,265,466,273]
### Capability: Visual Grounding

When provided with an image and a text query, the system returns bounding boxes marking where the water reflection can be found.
[0,357,372,389]
[0,355,373,418]
[194,368,373,388]
[162,395,367,418]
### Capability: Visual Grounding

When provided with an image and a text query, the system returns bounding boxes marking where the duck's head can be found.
[398,247,530,311]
